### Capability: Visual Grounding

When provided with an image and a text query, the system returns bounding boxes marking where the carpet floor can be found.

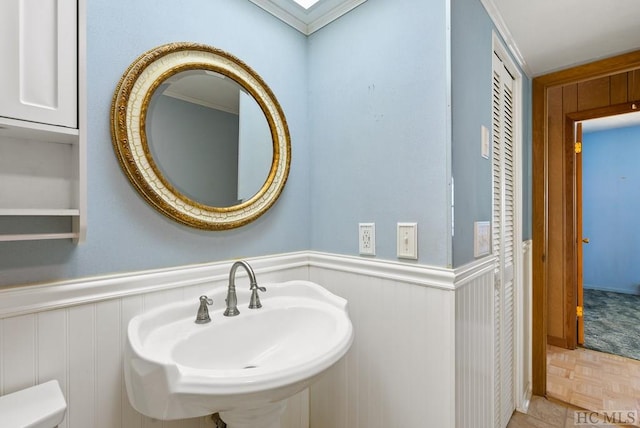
[583,288,640,361]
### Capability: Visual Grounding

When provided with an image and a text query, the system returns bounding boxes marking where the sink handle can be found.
[195,295,213,324]
[249,284,266,309]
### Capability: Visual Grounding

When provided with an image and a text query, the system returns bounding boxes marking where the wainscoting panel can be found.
[454,258,496,428]
[308,261,457,428]
[2,314,37,397]
[0,251,530,428]
[516,240,532,411]
[0,256,310,428]
[68,305,96,428]
[121,294,145,428]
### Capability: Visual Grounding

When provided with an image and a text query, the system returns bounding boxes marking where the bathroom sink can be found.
[124,280,353,422]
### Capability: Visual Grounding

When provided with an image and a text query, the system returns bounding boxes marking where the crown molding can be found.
[249,0,367,35]
[480,0,531,77]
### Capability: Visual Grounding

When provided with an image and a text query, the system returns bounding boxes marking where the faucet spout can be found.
[224,260,265,316]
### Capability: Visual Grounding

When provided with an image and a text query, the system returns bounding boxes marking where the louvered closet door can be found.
[492,51,516,428]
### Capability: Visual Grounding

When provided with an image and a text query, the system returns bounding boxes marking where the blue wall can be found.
[0,0,310,286]
[583,125,640,295]
[451,0,532,266]
[0,0,533,286]
[307,0,452,266]
[451,0,493,266]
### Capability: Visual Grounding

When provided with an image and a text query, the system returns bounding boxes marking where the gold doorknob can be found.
[582,238,590,244]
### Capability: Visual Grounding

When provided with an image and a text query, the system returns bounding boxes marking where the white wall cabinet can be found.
[0,0,77,128]
[0,0,86,242]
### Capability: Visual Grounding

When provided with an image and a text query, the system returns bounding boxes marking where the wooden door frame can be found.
[532,50,640,396]
[576,122,584,346]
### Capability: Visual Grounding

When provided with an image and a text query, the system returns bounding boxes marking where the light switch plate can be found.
[481,125,490,159]
[474,221,491,257]
[397,222,418,260]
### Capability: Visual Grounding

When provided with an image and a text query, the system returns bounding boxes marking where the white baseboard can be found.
[517,382,532,413]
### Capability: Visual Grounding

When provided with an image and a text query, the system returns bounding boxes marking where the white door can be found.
[0,0,77,128]
[492,50,516,428]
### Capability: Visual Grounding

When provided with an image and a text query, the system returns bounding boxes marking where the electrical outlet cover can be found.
[359,223,375,256]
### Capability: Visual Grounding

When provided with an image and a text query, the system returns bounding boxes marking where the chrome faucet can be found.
[223,260,266,316]
[195,295,213,324]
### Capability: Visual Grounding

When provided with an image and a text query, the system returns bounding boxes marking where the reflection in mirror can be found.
[146,70,272,207]
[111,42,290,230]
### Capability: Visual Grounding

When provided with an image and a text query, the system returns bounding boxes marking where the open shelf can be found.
[0,133,83,241]
[0,212,80,242]
[0,209,80,216]
[0,116,78,145]
[0,232,78,242]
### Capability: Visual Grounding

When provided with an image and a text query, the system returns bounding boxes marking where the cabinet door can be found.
[0,0,77,128]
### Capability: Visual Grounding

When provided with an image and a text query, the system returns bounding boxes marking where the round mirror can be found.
[111,43,291,230]
[147,70,273,207]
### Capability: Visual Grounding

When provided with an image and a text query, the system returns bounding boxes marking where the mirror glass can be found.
[146,70,272,207]
[111,43,291,230]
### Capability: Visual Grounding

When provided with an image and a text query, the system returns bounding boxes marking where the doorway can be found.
[542,107,640,419]
[579,112,640,361]
[532,49,640,396]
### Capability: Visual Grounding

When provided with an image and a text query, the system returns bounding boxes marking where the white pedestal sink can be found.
[124,280,353,427]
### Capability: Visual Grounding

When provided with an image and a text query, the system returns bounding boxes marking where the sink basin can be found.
[124,280,353,425]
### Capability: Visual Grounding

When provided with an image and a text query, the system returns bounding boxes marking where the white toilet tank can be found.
[0,380,67,428]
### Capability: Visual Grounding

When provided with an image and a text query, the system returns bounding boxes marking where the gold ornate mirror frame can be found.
[111,42,291,230]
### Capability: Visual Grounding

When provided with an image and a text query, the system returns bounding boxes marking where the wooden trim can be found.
[547,335,568,349]
[532,79,547,396]
[535,50,640,87]
[564,114,577,350]
[576,123,584,346]
[532,49,640,396]
[566,102,640,122]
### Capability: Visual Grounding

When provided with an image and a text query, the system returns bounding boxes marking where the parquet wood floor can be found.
[507,395,637,427]
[546,345,640,427]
